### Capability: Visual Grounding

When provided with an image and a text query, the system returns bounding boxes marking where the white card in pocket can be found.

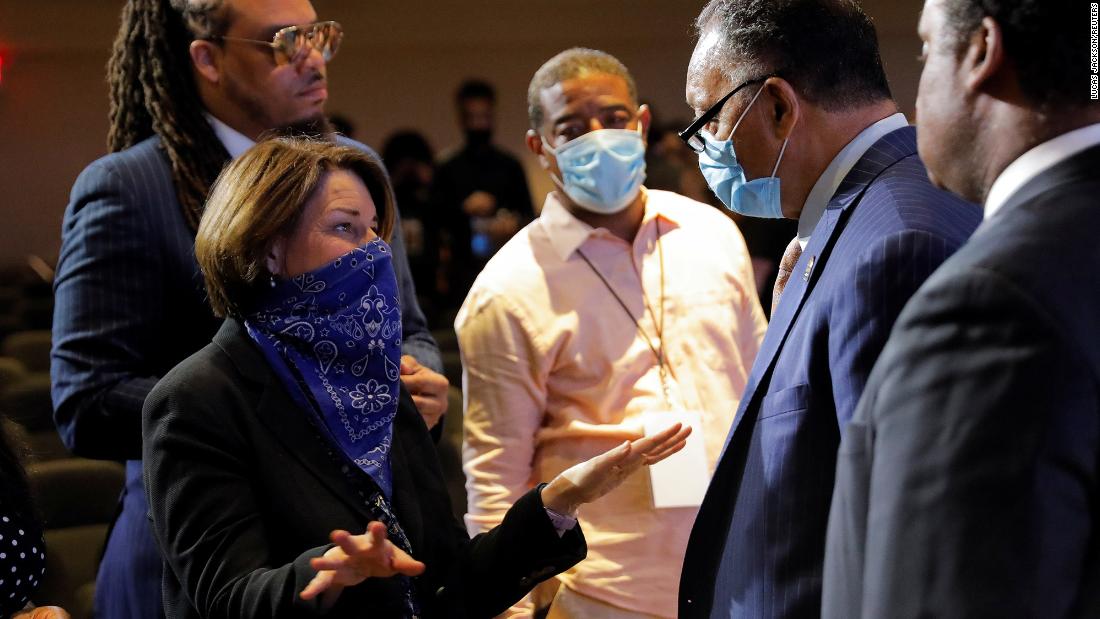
[642,410,710,508]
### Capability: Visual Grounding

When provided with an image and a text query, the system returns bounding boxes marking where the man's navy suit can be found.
[50,135,440,619]
[823,143,1100,619]
[678,126,982,618]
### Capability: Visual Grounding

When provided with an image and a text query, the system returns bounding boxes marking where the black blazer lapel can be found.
[387,388,429,555]
[214,319,378,522]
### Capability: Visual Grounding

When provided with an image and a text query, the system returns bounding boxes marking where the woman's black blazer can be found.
[142,319,585,618]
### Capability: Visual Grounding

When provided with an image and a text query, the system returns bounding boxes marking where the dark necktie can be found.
[771,236,802,316]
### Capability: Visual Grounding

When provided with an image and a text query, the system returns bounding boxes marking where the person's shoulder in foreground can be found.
[823,0,1100,616]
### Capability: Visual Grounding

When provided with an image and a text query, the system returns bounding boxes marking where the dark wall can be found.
[0,0,923,265]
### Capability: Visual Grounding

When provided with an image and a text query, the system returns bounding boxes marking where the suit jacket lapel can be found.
[720,126,919,451]
[214,319,379,522]
[387,390,426,554]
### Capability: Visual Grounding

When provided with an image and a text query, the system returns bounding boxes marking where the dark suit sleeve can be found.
[826,229,956,429]
[143,372,333,618]
[852,268,1098,617]
[444,486,586,617]
[50,159,164,460]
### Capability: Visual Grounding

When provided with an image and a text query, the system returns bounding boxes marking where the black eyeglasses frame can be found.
[678,74,777,152]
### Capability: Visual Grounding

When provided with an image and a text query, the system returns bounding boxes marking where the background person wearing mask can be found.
[382,130,444,319]
[824,1,1100,616]
[458,48,767,619]
[677,1,982,617]
[433,79,536,306]
[49,1,445,617]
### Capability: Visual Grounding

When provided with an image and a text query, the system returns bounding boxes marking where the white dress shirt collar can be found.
[206,113,256,159]
[984,122,1100,221]
[797,112,909,249]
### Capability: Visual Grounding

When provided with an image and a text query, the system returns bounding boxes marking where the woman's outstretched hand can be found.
[300,522,426,605]
[541,422,693,515]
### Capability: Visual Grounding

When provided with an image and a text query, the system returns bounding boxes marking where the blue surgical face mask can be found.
[697,85,789,219]
[543,125,647,215]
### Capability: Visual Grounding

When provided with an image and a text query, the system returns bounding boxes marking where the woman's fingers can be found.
[643,438,689,465]
[391,546,427,576]
[629,422,684,455]
[332,522,386,558]
[300,567,335,600]
[637,424,692,457]
[366,521,388,546]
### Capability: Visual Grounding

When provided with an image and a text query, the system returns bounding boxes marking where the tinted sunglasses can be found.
[212,21,344,66]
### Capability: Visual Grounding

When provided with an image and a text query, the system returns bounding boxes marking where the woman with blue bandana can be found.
[141,138,691,619]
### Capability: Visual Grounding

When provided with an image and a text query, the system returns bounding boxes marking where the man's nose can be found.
[296,45,327,73]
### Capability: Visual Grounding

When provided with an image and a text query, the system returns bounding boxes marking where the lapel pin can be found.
[803,256,815,281]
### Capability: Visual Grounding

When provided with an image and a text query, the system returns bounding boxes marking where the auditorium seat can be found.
[28,458,125,619]
[2,330,52,374]
[1,374,68,462]
[0,357,27,395]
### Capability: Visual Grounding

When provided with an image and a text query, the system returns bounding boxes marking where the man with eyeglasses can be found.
[50,1,445,618]
[457,47,767,618]
[676,1,982,618]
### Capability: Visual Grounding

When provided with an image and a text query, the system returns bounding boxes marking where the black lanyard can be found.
[576,218,675,406]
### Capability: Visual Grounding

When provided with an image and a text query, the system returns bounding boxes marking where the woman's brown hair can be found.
[195,138,396,317]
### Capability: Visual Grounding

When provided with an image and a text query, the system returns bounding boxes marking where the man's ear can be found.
[763,78,800,142]
[636,104,653,143]
[964,16,1006,96]
[190,40,222,85]
[265,238,285,278]
[526,129,552,169]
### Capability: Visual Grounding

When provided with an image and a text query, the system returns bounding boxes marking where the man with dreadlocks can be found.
[49,1,447,617]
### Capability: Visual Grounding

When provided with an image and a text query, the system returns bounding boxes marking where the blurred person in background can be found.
[49,1,444,617]
[382,131,443,322]
[458,48,767,619]
[433,79,536,308]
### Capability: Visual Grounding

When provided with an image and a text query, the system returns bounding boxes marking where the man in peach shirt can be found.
[456,48,767,619]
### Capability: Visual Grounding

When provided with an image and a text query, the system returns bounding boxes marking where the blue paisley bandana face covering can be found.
[543,125,647,215]
[697,84,789,219]
[244,239,403,498]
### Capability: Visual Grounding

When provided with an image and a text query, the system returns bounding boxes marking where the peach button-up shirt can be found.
[456,188,767,618]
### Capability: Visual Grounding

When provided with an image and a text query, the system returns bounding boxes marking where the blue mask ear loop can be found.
[728,82,790,182]
[729,82,768,137]
[540,135,570,194]
[771,137,790,179]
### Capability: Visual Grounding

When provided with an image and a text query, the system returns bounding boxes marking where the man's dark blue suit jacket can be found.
[679,126,982,618]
